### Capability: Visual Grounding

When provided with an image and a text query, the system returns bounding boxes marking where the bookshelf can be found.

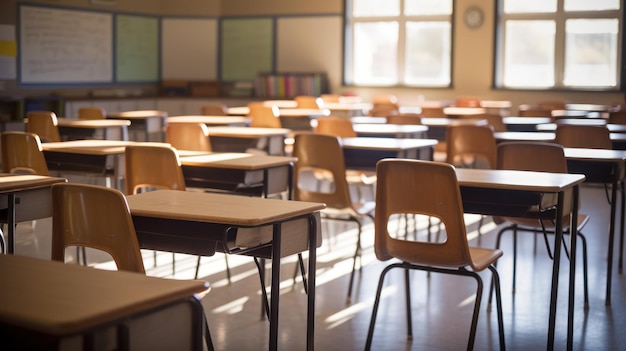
[255,72,328,98]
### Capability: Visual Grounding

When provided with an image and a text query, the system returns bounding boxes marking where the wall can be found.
[0,0,623,110]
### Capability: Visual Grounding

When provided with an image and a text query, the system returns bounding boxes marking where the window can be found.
[344,0,453,87]
[496,0,622,90]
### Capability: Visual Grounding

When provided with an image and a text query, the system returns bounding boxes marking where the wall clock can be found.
[464,6,484,29]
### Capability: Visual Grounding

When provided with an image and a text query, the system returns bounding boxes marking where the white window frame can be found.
[495,0,623,91]
[344,0,453,87]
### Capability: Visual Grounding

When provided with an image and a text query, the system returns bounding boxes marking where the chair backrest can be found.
[609,111,626,124]
[200,103,228,116]
[248,102,282,128]
[78,106,106,120]
[446,124,498,169]
[125,144,186,195]
[517,104,554,118]
[419,106,446,117]
[538,100,567,111]
[374,159,472,267]
[555,124,612,149]
[369,102,399,117]
[165,122,212,152]
[320,94,341,103]
[385,113,422,125]
[315,116,357,138]
[0,131,49,175]
[476,113,507,132]
[455,97,481,108]
[294,96,322,109]
[292,133,353,209]
[26,110,61,142]
[497,142,567,173]
[51,183,145,273]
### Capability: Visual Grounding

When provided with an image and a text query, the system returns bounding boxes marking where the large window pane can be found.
[565,0,619,11]
[405,21,451,85]
[353,22,399,85]
[405,0,452,16]
[353,0,400,17]
[564,19,618,87]
[503,20,556,87]
[504,0,556,13]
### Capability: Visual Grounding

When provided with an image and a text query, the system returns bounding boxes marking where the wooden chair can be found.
[248,102,282,128]
[555,124,612,149]
[385,113,422,125]
[368,102,399,117]
[200,103,228,116]
[78,106,106,120]
[446,124,497,169]
[165,122,212,152]
[26,110,61,142]
[294,95,322,109]
[315,116,357,138]
[475,113,507,132]
[609,110,626,124]
[455,97,482,108]
[50,182,214,351]
[0,131,49,175]
[419,106,447,117]
[320,94,341,103]
[517,104,554,118]
[365,159,505,351]
[292,133,375,303]
[492,142,589,307]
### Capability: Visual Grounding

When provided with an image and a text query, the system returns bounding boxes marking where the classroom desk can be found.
[0,254,208,350]
[421,117,488,141]
[536,123,626,132]
[321,102,373,117]
[205,127,291,156]
[277,108,330,131]
[41,140,136,191]
[0,174,66,254]
[352,123,428,138]
[350,116,387,124]
[341,137,437,171]
[503,117,553,132]
[494,131,626,149]
[455,168,585,351]
[480,100,513,116]
[107,110,168,142]
[56,118,131,141]
[126,190,325,351]
[166,115,251,127]
[563,148,626,306]
[179,152,295,198]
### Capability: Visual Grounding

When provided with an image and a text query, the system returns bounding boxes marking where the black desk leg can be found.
[606,179,618,306]
[547,191,565,351]
[269,224,282,351]
[619,181,624,274]
[307,214,318,351]
[567,186,580,351]
[7,193,15,254]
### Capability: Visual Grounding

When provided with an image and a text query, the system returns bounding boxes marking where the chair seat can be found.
[469,247,504,271]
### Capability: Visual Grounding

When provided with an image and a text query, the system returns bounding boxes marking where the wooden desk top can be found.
[455,168,586,192]
[565,103,613,112]
[350,116,386,124]
[321,102,372,111]
[0,255,208,336]
[205,127,291,138]
[443,107,486,116]
[0,174,66,192]
[278,108,330,117]
[421,117,488,126]
[41,140,169,155]
[564,147,626,162]
[107,110,168,119]
[127,189,325,226]
[494,131,626,143]
[57,118,131,128]
[180,152,296,170]
[166,115,251,126]
[503,117,553,125]
[352,124,428,134]
[342,137,437,151]
[537,123,626,133]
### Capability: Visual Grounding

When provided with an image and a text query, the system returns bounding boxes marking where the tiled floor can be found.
[10,182,626,351]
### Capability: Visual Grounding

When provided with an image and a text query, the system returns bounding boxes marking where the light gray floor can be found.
[10,183,626,351]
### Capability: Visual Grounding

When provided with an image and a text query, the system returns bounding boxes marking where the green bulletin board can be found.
[116,14,159,82]
[221,18,273,81]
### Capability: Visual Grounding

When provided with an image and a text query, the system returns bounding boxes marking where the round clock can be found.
[464,6,484,29]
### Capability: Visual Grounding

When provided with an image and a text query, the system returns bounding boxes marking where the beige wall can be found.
[1,0,623,109]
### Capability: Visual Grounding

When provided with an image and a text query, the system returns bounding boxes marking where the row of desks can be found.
[0,161,590,350]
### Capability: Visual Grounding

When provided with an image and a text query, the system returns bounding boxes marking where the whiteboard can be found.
[19,5,113,84]
[115,14,159,82]
[221,18,273,81]
[162,18,217,80]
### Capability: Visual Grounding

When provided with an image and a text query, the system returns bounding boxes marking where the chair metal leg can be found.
[364,263,398,351]
[254,257,270,320]
[346,219,363,304]
[488,265,506,351]
[404,268,413,340]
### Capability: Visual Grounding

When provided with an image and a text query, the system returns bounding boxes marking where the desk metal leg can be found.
[7,193,15,254]
[547,191,565,351]
[567,186,580,351]
[606,179,618,305]
[618,181,624,274]
[269,224,282,351]
[307,214,317,351]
